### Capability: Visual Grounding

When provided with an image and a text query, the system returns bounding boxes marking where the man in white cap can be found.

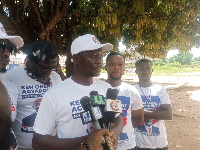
[32,34,123,150]
[0,22,24,72]
[0,22,24,150]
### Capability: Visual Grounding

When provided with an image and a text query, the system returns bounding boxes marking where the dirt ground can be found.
[98,73,200,150]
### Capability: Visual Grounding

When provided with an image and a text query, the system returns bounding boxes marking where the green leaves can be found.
[1,0,199,76]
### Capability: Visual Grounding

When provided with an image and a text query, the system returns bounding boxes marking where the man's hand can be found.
[87,129,112,150]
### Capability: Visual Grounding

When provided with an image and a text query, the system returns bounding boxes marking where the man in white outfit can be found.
[2,40,62,150]
[32,34,123,150]
[134,59,172,150]
[0,21,24,150]
[105,51,144,150]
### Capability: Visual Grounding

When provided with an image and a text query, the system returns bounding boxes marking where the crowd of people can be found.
[0,21,172,150]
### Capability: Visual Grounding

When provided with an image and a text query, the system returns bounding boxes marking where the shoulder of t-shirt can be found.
[50,71,62,83]
[0,78,18,94]
[1,66,24,83]
[151,83,166,90]
[1,66,23,76]
[94,78,111,87]
[121,81,140,95]
[121,81,138,90]
[48,77,70,89]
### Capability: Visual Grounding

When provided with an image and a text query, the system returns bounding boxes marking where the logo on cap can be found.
[92,37,100,44]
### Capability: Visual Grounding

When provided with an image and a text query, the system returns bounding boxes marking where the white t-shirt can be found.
[134,83,171,149]
[113,82,143,150]
[1,66,62,150]
[34,77,111,139]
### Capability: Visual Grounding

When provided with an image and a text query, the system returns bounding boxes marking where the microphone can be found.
[89,91,107,128]
[90,91,105,106]
[80,96,102,129]
[80,94,115,150]
[105,88,122,131]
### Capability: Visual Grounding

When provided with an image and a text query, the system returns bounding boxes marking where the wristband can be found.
[81,141,90,150]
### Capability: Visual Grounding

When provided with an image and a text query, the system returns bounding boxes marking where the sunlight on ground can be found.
[187,90,200,101]
[194,137,200,140]
[178,109,187,112]
[175,145,183,148]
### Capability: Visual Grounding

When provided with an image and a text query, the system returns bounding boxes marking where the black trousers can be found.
[127,146,137,150]
[135,146,168,150]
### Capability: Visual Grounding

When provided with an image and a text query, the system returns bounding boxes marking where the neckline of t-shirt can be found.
[68,77,96,89]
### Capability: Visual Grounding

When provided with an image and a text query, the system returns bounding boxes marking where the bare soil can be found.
[98,73,200,150]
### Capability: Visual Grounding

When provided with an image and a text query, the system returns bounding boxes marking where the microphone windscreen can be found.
[90,91,98,95]
[80,96,93,111]
[106,88,119,99]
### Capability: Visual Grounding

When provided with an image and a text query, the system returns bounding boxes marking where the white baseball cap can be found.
[0,22,24,47]
[71,34,113,55]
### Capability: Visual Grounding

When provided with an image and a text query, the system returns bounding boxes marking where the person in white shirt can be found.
[32,34,123,150]
[0,21,24,150]
[134,59,172,150]
[105,51,144,150]
[2,40,62,150]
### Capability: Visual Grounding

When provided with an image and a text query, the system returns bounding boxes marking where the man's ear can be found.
[72,54,80,65]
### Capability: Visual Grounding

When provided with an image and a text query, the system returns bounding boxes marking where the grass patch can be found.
[152,66,200,76]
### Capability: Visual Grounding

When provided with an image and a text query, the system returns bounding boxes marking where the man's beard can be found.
[110,74,121,80]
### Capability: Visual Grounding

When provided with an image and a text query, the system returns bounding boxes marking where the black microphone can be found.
[80,96,102,129]
[105,88,122,131]
[89,91,107,128]
[90,91,105,106]
[80,94,114,150]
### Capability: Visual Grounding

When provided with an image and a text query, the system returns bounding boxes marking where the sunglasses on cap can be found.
[0,41,17,53]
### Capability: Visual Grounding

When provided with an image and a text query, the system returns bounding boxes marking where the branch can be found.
[39,0,69,40]
[30,0,44,31]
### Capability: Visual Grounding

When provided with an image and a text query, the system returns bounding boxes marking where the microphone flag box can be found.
[91,106,103,120]
[91,95,105,106]
[106,100,122,113]
[80,111,92,125]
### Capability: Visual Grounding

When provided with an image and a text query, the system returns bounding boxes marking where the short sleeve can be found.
[131,88,144,110]
[33,92,57,135]
[159,87,171,105]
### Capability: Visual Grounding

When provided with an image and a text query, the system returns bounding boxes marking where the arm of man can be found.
[131,108,144,128]
[32,92,89,150]
[32,133,88,150]
[144,104,172,120]
[144,86,172,120]
[131,88,144,128]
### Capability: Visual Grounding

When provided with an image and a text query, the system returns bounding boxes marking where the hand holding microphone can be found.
[80,92,115,150]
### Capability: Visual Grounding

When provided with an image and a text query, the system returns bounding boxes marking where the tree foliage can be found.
[0,0,199,76]
[169,52,193,65]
